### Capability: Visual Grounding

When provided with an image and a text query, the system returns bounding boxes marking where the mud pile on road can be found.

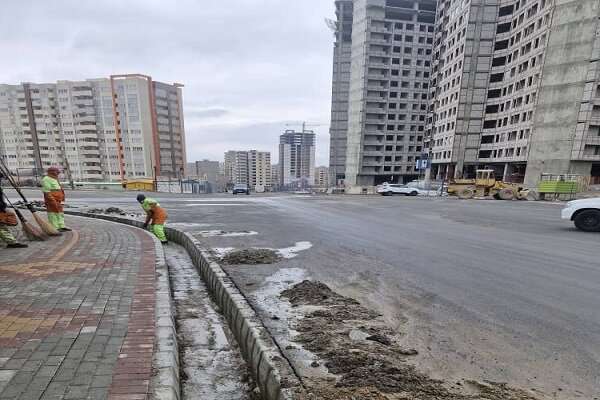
[282,280,541,400]
[88,207,127,215]
[221,249,282,265]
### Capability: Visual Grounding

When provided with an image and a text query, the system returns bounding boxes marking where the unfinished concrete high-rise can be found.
[328,0,437,191]
[279,130,316,188]
[329,0,354,186]
[426,0,600,186]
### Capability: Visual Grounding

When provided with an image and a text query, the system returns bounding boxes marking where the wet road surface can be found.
[15,190,600,399]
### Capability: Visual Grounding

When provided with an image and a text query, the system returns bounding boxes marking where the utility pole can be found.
[62,149,75,190]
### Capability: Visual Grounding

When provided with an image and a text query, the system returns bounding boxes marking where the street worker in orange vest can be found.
[0,180,28,248]
[42,167,71,232]
[137,194,168,244]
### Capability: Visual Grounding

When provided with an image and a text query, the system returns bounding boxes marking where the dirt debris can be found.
[221,248,282,265]
[281,280,542,400]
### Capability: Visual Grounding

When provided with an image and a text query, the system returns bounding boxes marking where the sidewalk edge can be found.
[64,211,304,400]
[64,212,180,400]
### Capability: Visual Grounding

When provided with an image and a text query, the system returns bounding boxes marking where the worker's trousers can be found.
[0,225,17,245]
[150,224,167,243]
[48,212,65,230]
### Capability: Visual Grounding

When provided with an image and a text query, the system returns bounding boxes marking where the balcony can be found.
[363,151,384,157]
[371,26,391,34]
[370,38,391,46]
[369,51,391,58]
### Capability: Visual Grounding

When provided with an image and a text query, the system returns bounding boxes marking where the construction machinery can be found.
[447,170,528,200]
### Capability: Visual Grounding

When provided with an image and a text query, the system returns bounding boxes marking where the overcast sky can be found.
[0,0,336,166]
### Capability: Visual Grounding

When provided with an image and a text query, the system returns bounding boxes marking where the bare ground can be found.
[282,280,546,400]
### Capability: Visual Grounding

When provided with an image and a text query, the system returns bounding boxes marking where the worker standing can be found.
[0,179,28,248]
[137,194,168,244]
[42,167,71,232]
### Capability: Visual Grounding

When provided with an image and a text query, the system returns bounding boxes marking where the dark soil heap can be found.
[221,249,282,265]
[281,280,541,400]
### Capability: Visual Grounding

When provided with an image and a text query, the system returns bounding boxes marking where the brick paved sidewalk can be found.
[0,216,158,400]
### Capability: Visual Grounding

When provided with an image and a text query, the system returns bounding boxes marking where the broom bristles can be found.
[32,212,61,236]
[22,220,47,241]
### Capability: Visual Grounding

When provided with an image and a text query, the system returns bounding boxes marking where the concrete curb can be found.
[64,211,304,400]
[64,212,180,400]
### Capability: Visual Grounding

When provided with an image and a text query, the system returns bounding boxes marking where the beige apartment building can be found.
[224,150,272,191]
[0,74,186,182]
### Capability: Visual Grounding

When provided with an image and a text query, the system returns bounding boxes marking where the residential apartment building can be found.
[279,130,316,187]
[315,166,330,188]
[0,74,186,182]
[427,0,600,186]
[248,150,272,190]
[329,0,437,190]
[224,151,249,186]
[224,150,271,191]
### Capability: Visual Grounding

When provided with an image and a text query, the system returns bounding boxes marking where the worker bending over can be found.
[42,167,71,232]
[137,194,168,244]
[0,184,28,248]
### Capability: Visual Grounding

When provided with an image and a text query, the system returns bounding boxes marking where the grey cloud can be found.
[0,0,335,165]
[188,108,230,119]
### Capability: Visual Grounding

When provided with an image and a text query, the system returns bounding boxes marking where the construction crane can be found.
[285,121,325,133]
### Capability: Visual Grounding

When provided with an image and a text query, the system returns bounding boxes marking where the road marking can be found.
[185,204,246,207]
[197,230,258,237]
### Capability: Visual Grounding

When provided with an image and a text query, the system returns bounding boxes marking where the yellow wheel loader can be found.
[447,170,528,200]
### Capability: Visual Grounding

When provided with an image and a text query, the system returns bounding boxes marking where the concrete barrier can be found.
[64,210,304,400]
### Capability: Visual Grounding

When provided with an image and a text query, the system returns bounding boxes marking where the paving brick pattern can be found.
[0,216,156,400]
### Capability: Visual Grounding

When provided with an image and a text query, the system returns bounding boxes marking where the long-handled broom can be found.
[0,160,61,236]
[2,192,46,241]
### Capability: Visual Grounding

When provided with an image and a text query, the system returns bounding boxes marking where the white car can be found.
[561,198,600,232]
[377,182,440,197]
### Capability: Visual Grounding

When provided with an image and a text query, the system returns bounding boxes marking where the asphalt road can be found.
[12,190,600,398]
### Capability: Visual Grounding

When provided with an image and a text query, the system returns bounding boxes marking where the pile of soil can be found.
[282,281,540,400]
[221,249,282,265]
[14,200,74,209]
[87,207,130,216]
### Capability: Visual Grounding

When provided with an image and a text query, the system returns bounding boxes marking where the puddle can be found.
[277,241,313,259]
[165,245,254,400]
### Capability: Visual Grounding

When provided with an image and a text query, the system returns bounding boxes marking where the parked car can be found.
[232,184,250,195]
[377,182,441,196]
[561,198,600,232]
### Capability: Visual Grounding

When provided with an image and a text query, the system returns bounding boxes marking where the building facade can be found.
[248,150,272,190]
[329,0,354,186]
[271,164,281,191]
[279,130,316,188]
[224,150,271,191]
[224,151,249,186]
[427,0,600,186]
[315,166,330,188]
[0,74,186,182]
[329,0,437,190]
